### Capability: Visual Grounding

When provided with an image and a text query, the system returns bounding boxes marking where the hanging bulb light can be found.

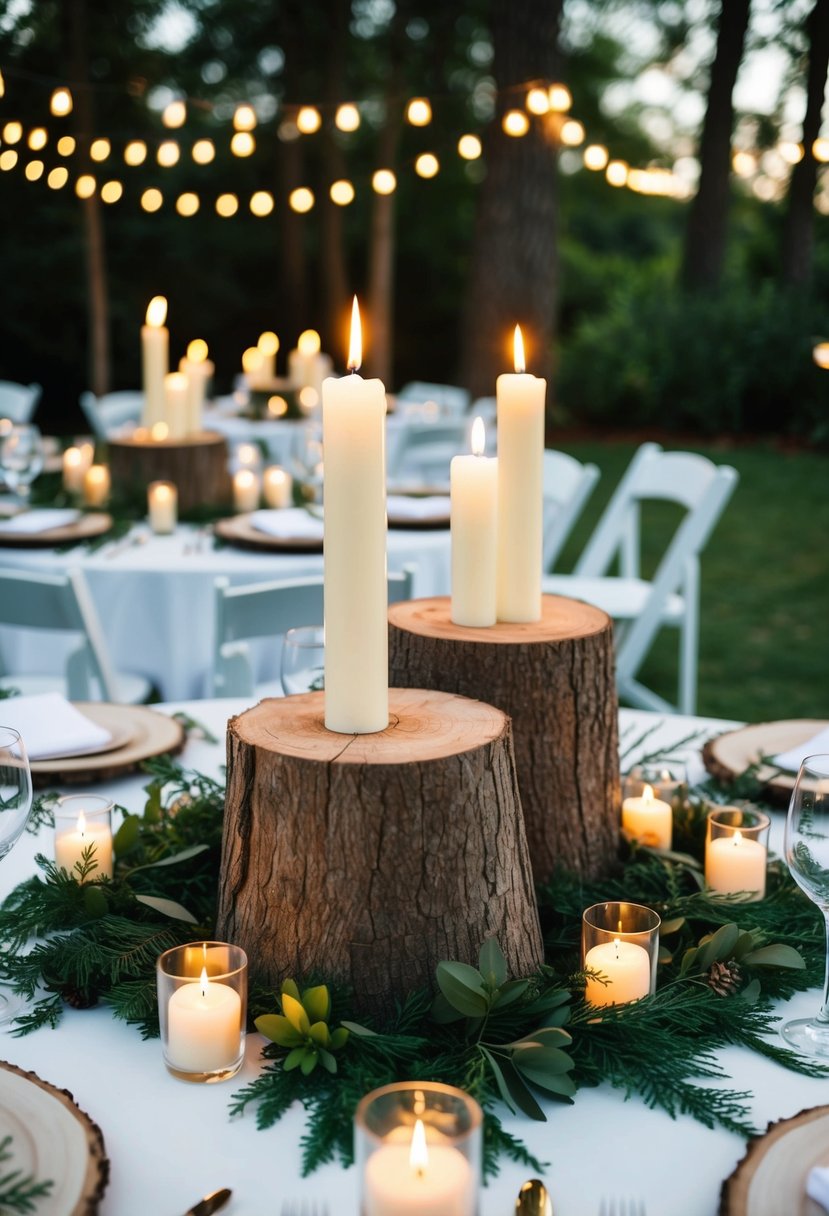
[51,87,73,116]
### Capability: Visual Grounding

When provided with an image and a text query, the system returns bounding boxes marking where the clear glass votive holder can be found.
[355,1081,482,1216]
[620,772,677,850]
[54,794,114,882]
[157,942,247,1083]
[582,901,661,1008]
[705,806,771,901]
[625,760,688,804]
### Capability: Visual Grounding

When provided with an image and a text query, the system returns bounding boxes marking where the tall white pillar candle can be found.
[83,464,110,507]
[256,331,279,382]
[164,372,189,439]
[233,469,261,513]
[450,417,497,627]
[496,325,545,622]
[63,443,93,493]
[141,295,169,428]
[322,297,388,734]
[263,465,293,508]
[179,339,213,435]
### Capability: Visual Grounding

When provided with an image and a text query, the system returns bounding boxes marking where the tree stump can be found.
[217,687,543,1011]
[108,431,231,513]
[388,596,619,882]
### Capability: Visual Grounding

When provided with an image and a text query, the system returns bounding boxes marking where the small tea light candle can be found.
[233,468,260,513]
[55,809,114,881]
[62,443,94,493]
[147,481,177,534]
[364,1118,475,1216]
[705,808,769,900]
[166,967,243,1075]
[263,465,293,508]
[584,938,651,1007]
[622,782,672,850]
[83,464,111,507]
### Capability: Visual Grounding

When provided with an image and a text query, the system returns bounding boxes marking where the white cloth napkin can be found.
[248,508,324,541]
[387,494,451,521]
[0,509,80,536]
[0,692,113,760]
[773,725,829,773]
[807,1165,829,1211]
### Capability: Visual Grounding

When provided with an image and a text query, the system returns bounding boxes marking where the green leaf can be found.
[255,1014,303,1048]
[435,962,489,1018]
[302,985,331,1023]
[511,1044,575,1074]
[126,844,209,875]
[300,1049,319,1076]
[431,991,466,1024]
[542,1006,571,1028]
[696,924,741,971]
[82,885,108,918]
[478,938,508,988]
[281,979,301,1002]
[283,1046,306,1071]
[282,992,312,1035]
[491,980,529,1010]
[660,916,686,935]
[741,978,762,1004]
[742,944,806,970]
[308,1021,331,1047]
[133,894,197,924]
[340,1020,376,1037]
[507,1026,572,1049]
[329,1026,349,1051]
[113,814,141,857]
[514,1058,577,1100]
[733,932,759,961]
[318,1047,338,1074]
[480,1047,547,1121]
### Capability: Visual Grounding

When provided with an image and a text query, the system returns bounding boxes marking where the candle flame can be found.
[151,422,169,441]
[257,330,279,356]
[242,346,264,374]
[77,811,86,837]
[513,324,526,374]
[298,328,321,356]
[471,416,486,456]
[733,830,743,847]
[409,1118,428,1175]
[613,936,621,955]
[200,965,209,998]
[187,338,208,363]
[642,783,654,804]
[348,296,362,371]
[145,295,167,327]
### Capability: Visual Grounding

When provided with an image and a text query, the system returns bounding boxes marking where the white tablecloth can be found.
[0,704,821,1216]
[0,526,451,699]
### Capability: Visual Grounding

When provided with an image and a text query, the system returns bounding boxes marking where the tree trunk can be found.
[319,0,351,356]
[65,0,110,395]
[681,0,752,291]
[459,0,561,399]
[780,0,829,285]
[217,688,544,1012]
[388,595,620,882]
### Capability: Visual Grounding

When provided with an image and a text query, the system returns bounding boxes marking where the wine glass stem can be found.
[818,908,829,1025]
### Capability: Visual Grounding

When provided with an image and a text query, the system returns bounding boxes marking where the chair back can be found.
[0,567,118,699]
[542,449,600,571]
[396,381,470,416]
[0,381,41,424]
[80,390,143,439]
[389,419,471,483]
[212,567,416,696]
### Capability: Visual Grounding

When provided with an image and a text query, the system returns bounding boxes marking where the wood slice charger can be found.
[388,595,620,882]
[108,431,232,513]
[720,1104,829,1216]
[217,688,544,1012]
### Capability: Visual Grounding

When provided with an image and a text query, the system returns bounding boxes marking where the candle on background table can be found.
[141,295,169,428]
[584,937,652,1007]
[62,442,94,493]
[364,1118,476,1216]
[496,324,545,623]
[322,296,388,734]
[147,481,177,534]
[622,782,673,850]
[55,810,114,881]
[179,338,213,434]
[166,966,242,1074]
[263,465,293,508]
[234,442,261,471]
[256,330,279,382]
[233,468,261,513]
[706,827,767,899]
[450,416,497,627]
[164,372,189,439]
[83,464,110,507]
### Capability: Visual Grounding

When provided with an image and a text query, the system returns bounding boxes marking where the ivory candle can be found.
[166,968,242,1074]
[622,783,673,850]
[496,325,545,622]
[55,811,113,881]
[179,339,213,434]
[83,464,110,507]
[62,443,93,493]
[450,417,497,627]
[164,372,189,439]
[242,345,269,390]
[263,465,293,508]
[706,830,767,899]
[147,481,177,534]
[256,331,279,383]
[364,1119,475,1216]
[289,329,333,405]
[322,296,388,734]
[141,295,169,428]
[233,468,260,513]
[584,938,651,1006]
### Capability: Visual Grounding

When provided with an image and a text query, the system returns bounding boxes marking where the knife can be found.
[184,1188,232,1216]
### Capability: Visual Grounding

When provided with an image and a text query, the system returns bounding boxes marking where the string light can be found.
[0,69,4,98]
[0,150,16,171]
[250,190,274,216]
[27,128,47,151]
[50,86,73,116]
[296,106,322,135]
[526,87,550,115]
[75,174,96,199]
[584,144,609,170]
[406,98,432,126]
[233,104,257,132]
[330,179,355,205]
[216,192,238,217]
[2,122,22,145]
[778,141,803,165]
[813,342,829,369]
[372,168,396,194]
[732,150,756,178]
[415,152,439,178]
[230,131,255,157]
[141,187,163,212]
[605,159,628,187]
[560,119,585,146]
[289,186,314,212]
[458,134,482,160]
[548,84,572,112]
[124,140,147,166]
[503,110,530,137]
[24,160,44,181]
[57,135,76,156]
[101,180,123,203]
[162,99,186,128]
[47,166,68,189]
[176,191,200,216]
[157,141,180,167]
[192,138,215,164]
[90,138,111,162]
[335,103,360,132]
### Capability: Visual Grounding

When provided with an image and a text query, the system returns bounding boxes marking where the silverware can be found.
[184,1187,232,1216]
[598,1200,646,1216]
[516,1178,553,1215]
[279,1203,329,1216]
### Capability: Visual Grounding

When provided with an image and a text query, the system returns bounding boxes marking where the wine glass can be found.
[281,626,325,696]
[0,726,34,1026]
[0,424,44,505]
[783,754,829,1055]
[290,422,324,506]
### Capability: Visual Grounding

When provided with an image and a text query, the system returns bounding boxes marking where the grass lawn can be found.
[553,438,829,724]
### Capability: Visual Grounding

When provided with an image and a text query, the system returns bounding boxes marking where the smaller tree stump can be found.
[217,688,543,1011]
[388,596,620,882]
[108,431,231,513]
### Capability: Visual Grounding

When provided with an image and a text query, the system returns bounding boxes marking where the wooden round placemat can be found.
[703,720,829,806]
[214,513,323,552]
[0,513,112,548]
[720,1104,829,1216]
[31,703,185,786]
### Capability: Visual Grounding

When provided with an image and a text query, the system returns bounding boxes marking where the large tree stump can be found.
[217,688,544,1011]
[388,596,619,882]
[108,431,231,512]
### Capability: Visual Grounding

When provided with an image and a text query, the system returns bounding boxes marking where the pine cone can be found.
[61,986,99,1010]
[707,959,743,997]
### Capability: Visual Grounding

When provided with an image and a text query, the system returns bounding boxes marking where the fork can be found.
[280,1204,329,1216]
[598,1201,647,1216]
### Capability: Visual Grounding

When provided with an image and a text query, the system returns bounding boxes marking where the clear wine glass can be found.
[0,424,44,505]
[783,754,829,1056]
[0,726,34,1026]
[290,422,324,506]
[281,626,325,696]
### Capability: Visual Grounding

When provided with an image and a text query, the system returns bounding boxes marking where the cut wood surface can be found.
[703,719,829,806]
[719,1104,829,1216]
[388,595,620,881]
[217,687,544,1009]
[108,431,231,512]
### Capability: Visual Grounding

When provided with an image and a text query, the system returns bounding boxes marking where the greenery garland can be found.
[1,748,826,1179]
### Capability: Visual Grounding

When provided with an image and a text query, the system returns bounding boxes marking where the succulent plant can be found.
[255,980,349,1076]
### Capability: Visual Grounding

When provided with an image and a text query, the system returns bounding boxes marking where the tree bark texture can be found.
[780,0,829,285]
[217,688,544,1012]
[681,0,751,291]
[459,0,562,398]
[388,596,619,882]
[108,432,231,512]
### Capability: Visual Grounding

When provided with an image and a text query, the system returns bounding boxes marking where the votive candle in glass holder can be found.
[705,806,770,901]
[626,761,688,805]
[582,901,660,1007]
[263,465,293,508]
[157,941,247,1083]
[621,777,673,850]
[355,1081,482,1216]
[83,463,111,507]
[54,794,114,882]
[147,480,177,534]
[233,468,260,513]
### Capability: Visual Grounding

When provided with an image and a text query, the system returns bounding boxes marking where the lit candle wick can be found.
[77,811,86,838]
[200,965,209,999]
[409,1117,429,1180]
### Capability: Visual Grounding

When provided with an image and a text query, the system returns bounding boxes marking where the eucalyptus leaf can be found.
[125,844,209,875]
[82,885,108,919]
[478,938,508,988]
[133,893,197,924]
[741,978,762,1004]
[696,923,741,971]
[513,1059,577,1100]
[491,979,529,1010]
[319,1047,337,1074]
[660,916,686,935]
[742,944,806,970]
[340,1020,376,1037]
[480,1047,547,1121]
[431,991,466,1024]
[435,962,490,1018]
[113,814,141,857]
[507,1026,572,1049]
[511,1044,574,1073]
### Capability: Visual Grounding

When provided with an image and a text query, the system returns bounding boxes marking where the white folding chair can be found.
[388,419,471,485]
[0,567,152,703]
[542,449,601,572]
[0,381,41,424]
[212,567,416,698]
[396,381,470,416]
[80,390,143,439]
[543,443,738,714]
